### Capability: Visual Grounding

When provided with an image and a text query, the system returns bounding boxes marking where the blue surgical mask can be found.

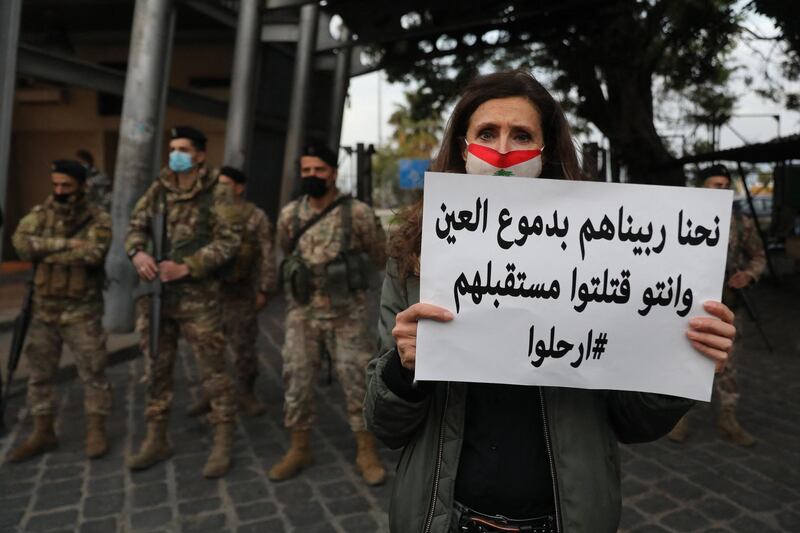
[169,150,194,173]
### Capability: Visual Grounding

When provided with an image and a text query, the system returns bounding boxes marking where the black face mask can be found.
[301,175,330,198]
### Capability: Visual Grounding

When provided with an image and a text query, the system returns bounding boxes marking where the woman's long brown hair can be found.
[389,70,583,279]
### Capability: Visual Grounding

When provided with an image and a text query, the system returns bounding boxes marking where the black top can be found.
[381,352,555,519]
[454,383,555,519]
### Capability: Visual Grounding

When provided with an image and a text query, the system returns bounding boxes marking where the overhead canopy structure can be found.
[680,135,800,165]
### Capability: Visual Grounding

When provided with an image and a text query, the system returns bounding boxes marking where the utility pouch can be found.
[34,263,51,296]
[280,255,311,305]
[49,264,69,296]
[341,250,370,291]
[66,266,88,298]
[325,256,351,307]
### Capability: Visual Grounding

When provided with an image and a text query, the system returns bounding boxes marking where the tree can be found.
[750,0,800,110]
[379,0,743,186]
[372,92,443,207]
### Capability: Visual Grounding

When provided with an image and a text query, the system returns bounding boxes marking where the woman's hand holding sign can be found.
[393,303,454,370]
[687,301,735,373]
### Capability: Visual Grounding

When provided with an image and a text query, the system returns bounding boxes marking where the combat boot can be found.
[667,415,690,443]
[7,415,58,463]
[202,423,234,478]
[268,430,313,481]
[85,414,108,459]
[128,421,171,470]
[354,431,386,486]
[186,391,211,417]
[718,408,756,446]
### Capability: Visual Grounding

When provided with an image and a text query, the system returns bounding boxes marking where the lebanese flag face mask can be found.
[464,142,543,178]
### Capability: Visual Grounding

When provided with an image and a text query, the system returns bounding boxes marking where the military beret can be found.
[699,163,731,183]
[301,140,338,168]
[170,125,207,150]
[51,159,87,182]
[220,166,247,184]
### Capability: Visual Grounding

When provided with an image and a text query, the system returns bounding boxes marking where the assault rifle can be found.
[0,277,34,433]
[149,193,167,393]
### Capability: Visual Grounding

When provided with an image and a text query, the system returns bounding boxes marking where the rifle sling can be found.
[288,196,351,254]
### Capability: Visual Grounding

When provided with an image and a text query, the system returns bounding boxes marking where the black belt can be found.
[454,501,557,533]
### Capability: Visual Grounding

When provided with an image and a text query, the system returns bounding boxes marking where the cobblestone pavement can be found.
[0,277,798,532]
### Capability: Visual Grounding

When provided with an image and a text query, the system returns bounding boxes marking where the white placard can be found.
[416,172,733,401]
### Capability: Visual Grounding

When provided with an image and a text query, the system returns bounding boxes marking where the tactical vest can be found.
[33,206,102,299]
[282,198,371,306]
[220,202,258,284]
[161,183,214,263]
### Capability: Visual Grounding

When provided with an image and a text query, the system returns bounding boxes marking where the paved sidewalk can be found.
[0,278,798,532]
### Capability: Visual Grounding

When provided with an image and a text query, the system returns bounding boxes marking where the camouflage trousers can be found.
[714,311,744,411]
[281,303,373,432]
[25,308,111,417]
[222,287,259,387]
[135,296,236,425]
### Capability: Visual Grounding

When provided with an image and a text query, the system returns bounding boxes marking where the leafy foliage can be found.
[377,0,751,184]
[372,91,443,207]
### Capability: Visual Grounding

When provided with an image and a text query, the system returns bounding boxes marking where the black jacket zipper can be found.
[539,387,562,532]
[423,383,450,533]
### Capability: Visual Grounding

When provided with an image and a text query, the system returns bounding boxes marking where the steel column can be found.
[104,0,176,332]
[279,2,319,207]
[0,0,22,258]
[328,28,352,151]
[224,0,261,169]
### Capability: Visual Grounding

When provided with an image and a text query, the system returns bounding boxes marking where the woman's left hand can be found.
[687,301,736,373]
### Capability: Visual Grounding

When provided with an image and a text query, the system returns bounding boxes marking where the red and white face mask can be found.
[464,143,544,178]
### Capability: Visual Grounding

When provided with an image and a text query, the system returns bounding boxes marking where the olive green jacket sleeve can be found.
[12,207,72,261]
[43,210,112,267]
[364,259,433,450]
[182,184,242,279]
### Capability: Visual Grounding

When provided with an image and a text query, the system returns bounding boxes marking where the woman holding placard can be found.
[364,70,736,533]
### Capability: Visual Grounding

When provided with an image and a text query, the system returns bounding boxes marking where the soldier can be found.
[186,166,277,417]
[8,160,112,462]
[267,141,388,486]
[76,149,112,212]
[669,163,765,446]
[125,126,241,478]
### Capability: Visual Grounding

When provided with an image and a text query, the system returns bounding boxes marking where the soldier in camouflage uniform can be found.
[186,166,277,417]
[670,164,765,446]
[76,149,112,212]
[125,126,241,478]
[268,141,388,486]
[8,160,112,462]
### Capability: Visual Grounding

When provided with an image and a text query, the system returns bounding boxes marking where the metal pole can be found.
[279,2,319,207]
[224,0,261,169]
[328,28,351,151]
[0,0,22,258]
[104,0,176,332]
[356,143,365,202]
[736,162,777,279]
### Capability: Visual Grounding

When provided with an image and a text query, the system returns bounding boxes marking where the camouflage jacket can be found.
[86,167,112,212]
[222,201,277,294]
[125,165,241,284]
[277,192,387,310]
[12,193,111,317]
[726,208,766,283]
